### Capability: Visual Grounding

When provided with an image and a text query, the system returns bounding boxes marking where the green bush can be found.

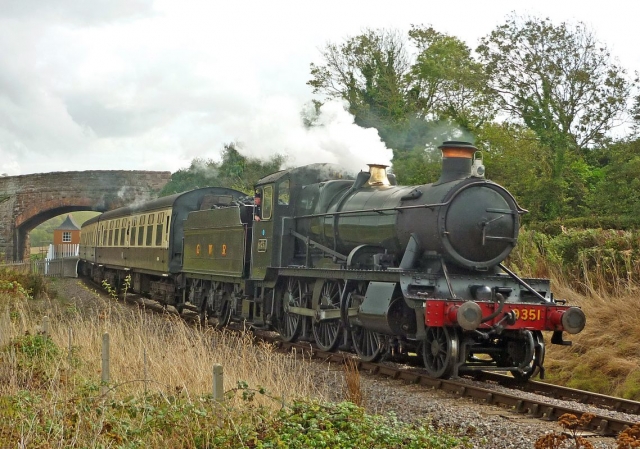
[260,400,461,449]
[510,228,640,294]
[528,215,640,236]
[0,392,462,448]
[0,267,48,299]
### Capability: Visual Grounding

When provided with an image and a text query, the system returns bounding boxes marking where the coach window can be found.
[146,223,153,246]
[277,179,290,205]
[262,185,273,220]
[130,218,137,246]
[155,213,163,246]
[165,215,171,241]
[113,220,119,247]
[109,221,115,247]
[137,221,145,246]
[120,219,127,246]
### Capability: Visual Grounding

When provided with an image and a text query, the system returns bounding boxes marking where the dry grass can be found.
[507,254,640,398]
[343,357,362,406]
[0,291,329,408]
[0,288,461,448]
[507,228,640,398]
[0,288,343,446]
[543,284,640,398]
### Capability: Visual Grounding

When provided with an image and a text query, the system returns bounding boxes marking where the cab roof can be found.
[255,163,355,187]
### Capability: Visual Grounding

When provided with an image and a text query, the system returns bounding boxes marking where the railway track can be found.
[111,285,640,437]
[474,371,640,415]
[258,334,640,437]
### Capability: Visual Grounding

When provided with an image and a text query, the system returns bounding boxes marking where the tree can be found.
[475,123,553,222]
[159,143,286,196]
[477,15,635,153]
[632,94,640,138]
[308,28,415,150]
[408,25,493,132]
[308,27,491,184]
[586,139,640,218]
[218,145,286,193]
[476,122,608,221]
[477,15,636,219]
[159,157,219,196]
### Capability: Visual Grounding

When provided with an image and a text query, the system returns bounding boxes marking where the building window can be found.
[62,231,72,243]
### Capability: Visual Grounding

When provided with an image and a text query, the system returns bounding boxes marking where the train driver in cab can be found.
[254,189,262,221]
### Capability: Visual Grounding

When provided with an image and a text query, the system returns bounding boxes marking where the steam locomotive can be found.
[78,141,585,379]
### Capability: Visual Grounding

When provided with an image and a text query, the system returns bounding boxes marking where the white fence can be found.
[47,244,79,260]
[1,244,80,278]
[1,258,79,278]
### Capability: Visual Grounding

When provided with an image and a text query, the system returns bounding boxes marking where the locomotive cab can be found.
[250,165,357,278]
[250,177,294,279]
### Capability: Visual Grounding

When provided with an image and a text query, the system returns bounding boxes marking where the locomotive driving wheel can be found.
[422,326,459,378]
[345,284,384,362]
[278,278,305,342]
[312,279,344,352]
[352,327,384,362]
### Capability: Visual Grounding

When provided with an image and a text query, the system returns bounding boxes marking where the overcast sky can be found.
[1,0,638,176]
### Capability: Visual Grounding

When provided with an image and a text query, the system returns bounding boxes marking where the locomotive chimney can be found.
[367,164,391,186]
[437,141,477,184]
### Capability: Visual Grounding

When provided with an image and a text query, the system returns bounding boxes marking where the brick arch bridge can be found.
[0,171,171,261]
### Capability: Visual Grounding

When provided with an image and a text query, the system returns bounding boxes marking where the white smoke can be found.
[225,98,393,173]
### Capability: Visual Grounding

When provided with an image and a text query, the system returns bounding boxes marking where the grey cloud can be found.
[0,0,155,24]
[65,95,165,138]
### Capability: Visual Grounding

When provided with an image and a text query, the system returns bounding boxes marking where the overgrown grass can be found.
[509,228,640,399]
[0,274,461,448]
[510,227,640,296]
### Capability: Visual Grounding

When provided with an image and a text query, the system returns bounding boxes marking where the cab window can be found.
[262,185,273,220]
[277,179,290,205]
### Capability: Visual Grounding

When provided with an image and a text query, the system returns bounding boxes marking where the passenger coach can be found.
[79,187,247,302]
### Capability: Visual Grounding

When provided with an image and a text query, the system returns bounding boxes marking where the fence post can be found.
[68,328,73,368]
[101,332,110,395]
[42,316,49,337]
[143,347,148,396]
[212,364,223,402]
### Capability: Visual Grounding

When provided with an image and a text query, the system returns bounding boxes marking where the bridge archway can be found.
[16,205,104,260]
[0,170,171,261]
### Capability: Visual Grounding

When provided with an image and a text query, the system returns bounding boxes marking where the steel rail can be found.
[472,371,640,415]
[273,339,639,437]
